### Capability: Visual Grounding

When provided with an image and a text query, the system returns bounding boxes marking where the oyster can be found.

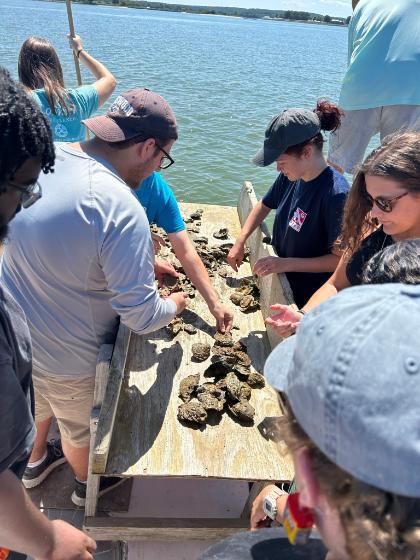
[226,372,245,401]
[190,210,203,220]
[213,227,229,240]
[239,295,260,312]
[162,274,179,288]
[183,323,197,335]
[191,343,211,362]
[215,377,228,390]
[218,267,229,278]
[247,371,266,388]
[233,340,247,352]
[230,292,244,305]
[234,351,252,368]
[167,317,184,336]
[197,384,225,411]
[214,331,234,347]
[178,401,207,424]
[179,374,200,402]
[193,236,208,245]
[228,400,255,422]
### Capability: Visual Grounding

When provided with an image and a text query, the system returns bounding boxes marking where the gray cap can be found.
[252,109,321,167]
[264,283,420,497]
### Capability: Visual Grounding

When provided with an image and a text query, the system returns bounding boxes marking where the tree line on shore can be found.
[52,0,350,25]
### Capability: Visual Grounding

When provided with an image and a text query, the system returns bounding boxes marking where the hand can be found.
[253,256,290,277]
[250,485,278,530]
[227,241,245,272]
[168,292,188,314]
[209,302,234,333]
[40,520,96,560]
[154,257,178,287]
[151,232,166,253]
[265,304,302,338]
[67,34,83,54]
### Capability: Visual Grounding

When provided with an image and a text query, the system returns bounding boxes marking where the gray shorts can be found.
[328,105,420,174]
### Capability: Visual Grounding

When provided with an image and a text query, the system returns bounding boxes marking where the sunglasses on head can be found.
[365,191,408,213]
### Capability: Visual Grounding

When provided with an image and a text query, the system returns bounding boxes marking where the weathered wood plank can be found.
[238,182,296,350]
[86,345,113,516]
[84,516,249,541]
[104,203,293,483]
[92,326,131,474]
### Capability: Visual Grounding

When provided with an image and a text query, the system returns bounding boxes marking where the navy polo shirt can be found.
[262,166,349,307]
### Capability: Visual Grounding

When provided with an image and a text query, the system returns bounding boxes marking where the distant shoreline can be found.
[37,0,349,27]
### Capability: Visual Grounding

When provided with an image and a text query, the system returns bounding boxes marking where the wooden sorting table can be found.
[84,182,295,541]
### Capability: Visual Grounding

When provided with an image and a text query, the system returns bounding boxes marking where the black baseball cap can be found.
[83,88,178,142]
[252,108,321,167]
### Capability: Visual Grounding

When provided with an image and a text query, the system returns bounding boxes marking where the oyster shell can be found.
[191,343,211,362]
[213,331,234,347]
[228,400,255,421]
[197,384,225,411]
[178,401,207,424]
[247,371,266,388]
[179,374,200,402]
[213,227,229,240]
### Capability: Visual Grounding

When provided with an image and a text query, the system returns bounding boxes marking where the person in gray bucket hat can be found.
[260,282,420,560]
[228,100,350,309]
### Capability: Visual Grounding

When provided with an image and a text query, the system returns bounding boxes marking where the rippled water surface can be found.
[1,0,351,204]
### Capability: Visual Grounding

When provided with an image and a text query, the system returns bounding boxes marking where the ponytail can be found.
[314,98,344,133]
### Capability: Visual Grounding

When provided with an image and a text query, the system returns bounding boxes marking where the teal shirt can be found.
[32,85,99,142]
[339,0,420,110]
[135,172,186,234]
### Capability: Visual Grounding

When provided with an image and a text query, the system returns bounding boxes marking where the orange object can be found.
[283,492,314,545]
[0,547,9,560]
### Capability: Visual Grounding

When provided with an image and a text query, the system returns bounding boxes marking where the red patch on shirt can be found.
[289,207,307,232]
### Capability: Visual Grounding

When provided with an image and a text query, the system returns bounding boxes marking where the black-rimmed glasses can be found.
[7,180,42,209]
[155,143,175,170]
[365,191,408,213]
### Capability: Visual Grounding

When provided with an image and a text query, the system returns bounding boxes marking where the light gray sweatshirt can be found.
[1,144,176,377]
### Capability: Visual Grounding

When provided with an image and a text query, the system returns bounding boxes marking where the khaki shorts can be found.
[33,369,95,448]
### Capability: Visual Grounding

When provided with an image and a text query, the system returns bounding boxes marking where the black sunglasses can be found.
[7,179,42,209]
[155,143,175,170]
[365,191,408,213]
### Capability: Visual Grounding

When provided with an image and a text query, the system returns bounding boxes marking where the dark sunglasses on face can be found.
[155,143,175,170]
[365,191,408,213]
[7,179,42,209]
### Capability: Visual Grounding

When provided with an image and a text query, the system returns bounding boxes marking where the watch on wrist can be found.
[263,487,287,521]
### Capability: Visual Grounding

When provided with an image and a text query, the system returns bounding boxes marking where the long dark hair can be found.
[285,99,344,156]
[339,132,420,253]
[18,36,73,117]
[0,67,55,191]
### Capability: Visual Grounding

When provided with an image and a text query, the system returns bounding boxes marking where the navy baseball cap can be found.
[252,108,321,167]
[83,88,178,142]
[264,283,420,497]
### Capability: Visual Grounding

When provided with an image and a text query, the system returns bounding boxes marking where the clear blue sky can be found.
[163,0,353,17]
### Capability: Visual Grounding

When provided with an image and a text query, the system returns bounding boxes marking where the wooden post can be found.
[65,0,83,87]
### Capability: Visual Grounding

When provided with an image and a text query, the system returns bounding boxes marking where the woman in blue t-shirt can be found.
[228,100,349,308]
[18,34,116,142]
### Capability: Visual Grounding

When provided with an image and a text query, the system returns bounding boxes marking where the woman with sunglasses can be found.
[267,131,420,338]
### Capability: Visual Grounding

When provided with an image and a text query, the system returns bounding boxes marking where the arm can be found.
[266,253,351,338]
[250,484,288,530]
[0,469,96,560]
[68,35,116,106]
[168,230,234,332]
[227,200,271,271]
[253,252,340,276]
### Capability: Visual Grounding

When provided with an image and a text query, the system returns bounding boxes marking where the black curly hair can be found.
[0,66,55,192]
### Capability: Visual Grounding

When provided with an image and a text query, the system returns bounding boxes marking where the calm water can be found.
[1,0,354,205]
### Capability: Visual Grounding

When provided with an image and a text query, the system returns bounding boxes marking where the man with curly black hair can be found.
[0,67,96,560]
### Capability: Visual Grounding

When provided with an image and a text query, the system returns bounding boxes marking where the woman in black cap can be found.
[228,99,349,309]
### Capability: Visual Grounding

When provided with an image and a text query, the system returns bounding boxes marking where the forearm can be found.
[79,50,115,82]
[286,253,340,274]
[301,282,339,313]
[177,248,219,307]
[0,469,54,558]
[236,201,271,244]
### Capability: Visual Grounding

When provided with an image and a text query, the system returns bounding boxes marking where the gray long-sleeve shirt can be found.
[1,144,176,377]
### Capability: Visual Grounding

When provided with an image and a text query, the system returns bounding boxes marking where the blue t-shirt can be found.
[339,0,420,110]
[262,166,349,308]
[135,172,186,234]
[32,85,99,142]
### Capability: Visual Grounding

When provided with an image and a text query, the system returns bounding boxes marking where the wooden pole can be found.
[65,0,83,86]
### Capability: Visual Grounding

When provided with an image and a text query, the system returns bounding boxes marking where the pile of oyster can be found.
[230,278,260,313]
[177,332,265,427]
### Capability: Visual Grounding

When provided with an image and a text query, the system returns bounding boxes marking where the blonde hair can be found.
[278,404,420,559]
